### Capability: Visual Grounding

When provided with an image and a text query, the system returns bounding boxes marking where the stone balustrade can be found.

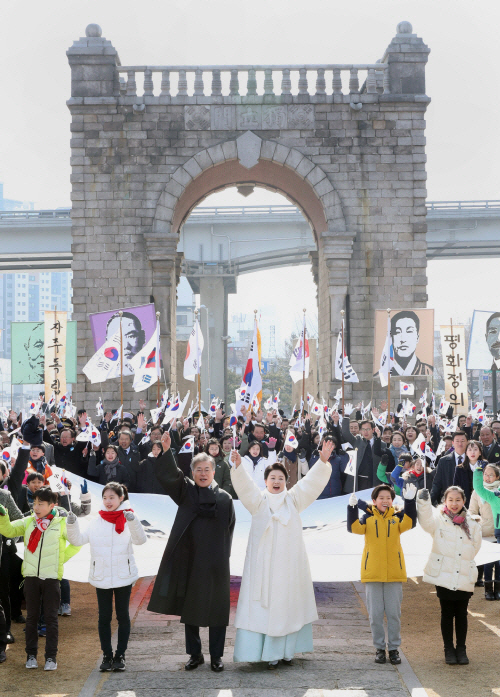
[115,63,389,102]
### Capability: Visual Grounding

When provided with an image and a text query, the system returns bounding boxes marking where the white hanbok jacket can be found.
[241,455,268,491]
[231,458,331,637]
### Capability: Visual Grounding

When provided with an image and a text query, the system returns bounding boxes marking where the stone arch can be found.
[146,136,355,400]
[152,138,347,241]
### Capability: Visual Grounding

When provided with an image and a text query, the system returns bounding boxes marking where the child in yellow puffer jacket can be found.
[347,483,417,666]
[0,486,80,672]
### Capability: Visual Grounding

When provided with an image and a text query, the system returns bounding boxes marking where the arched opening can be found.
[175,184,319,412]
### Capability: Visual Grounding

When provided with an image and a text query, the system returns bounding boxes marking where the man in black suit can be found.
[479,426,500,464]
[430,431,468,506]
[338,414,386,492]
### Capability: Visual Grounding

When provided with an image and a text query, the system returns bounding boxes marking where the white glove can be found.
[349,493,358,507]
[124,511,135,521]
[403,483,417,500]
[344,403,354,416]
[67,511,77,524]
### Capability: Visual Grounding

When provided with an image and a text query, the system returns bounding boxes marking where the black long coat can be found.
[147,449,235,627]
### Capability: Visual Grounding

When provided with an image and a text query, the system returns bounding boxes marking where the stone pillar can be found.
[198,276,236,406]
[384,21,430,95]
[66,24,119,103]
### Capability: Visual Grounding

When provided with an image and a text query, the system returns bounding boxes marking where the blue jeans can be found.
[484,530,500,582]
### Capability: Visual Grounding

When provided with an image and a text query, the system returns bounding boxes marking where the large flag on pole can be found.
[82,332,122,384]
[378,314,394,387]
[236,324,262,415]
[130,318,161,392]
[183,317,204,381]
[334,320,359,383]
[289,316,310,383]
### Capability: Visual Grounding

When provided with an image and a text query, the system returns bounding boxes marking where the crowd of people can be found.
[0,393,498,672]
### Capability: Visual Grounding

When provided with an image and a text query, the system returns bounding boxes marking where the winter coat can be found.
[308,450,348,498]
[417,496,482,592]
[0,508,80,580]
[277,451,309,490]
[66,502,147,589]
[147,448,235,627]
[241,455,268,491]
[231,457,331,637]
[44,429,88,478]
[0,489,22,557]
[401,467,436,491]
[341,418,386,492]
[213,455,236,498]
[430,453,458,506]
[347,498,416,583]
[473,468,500,533]
[469,480,500,540]
[136,453,167,495]
[87,452,130,487]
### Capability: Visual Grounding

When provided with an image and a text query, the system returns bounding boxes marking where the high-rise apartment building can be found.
[0,271,73,358]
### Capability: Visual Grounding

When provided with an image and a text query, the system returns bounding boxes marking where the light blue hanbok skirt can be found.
[233,623,313,662]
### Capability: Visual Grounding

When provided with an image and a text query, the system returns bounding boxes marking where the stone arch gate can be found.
[67,21,430,410]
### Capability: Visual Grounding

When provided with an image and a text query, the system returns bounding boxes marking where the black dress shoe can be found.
[375,649,386,664]
[0,650,6,663]
[14,615,26,624]
[210,657,224,672]
[185,654,204,671]
[5,633,14,645]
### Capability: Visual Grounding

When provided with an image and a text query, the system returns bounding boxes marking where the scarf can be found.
[247,452,262,468]
[103,457,120,481]
[27,511,55,553]
[196,485,218,518]
[30,456,47,475]
[282,449,297,463]
[99,508,133,533]
[390,444,408,460]
[443,505,471,539]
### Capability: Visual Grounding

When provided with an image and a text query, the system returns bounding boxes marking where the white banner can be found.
[440,325,468,416]
[24,474,500,584]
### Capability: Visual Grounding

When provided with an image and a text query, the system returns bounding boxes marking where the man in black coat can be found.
[430,431,468,506]
[339,414,386,492]
[147,432,235,672]
[479,426,500,464]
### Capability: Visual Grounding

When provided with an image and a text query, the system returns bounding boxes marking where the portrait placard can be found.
[11,321,77,385]
[89,304,157,377]
[372,309,434,377]
[467,310,500,370]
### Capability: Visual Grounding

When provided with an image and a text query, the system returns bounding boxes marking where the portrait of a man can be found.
[105,311,146,376]
[23,321,45,384]
[485,312,500,364]
[389,310,433,376]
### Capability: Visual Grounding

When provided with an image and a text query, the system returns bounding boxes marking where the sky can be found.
[1,0,499,346]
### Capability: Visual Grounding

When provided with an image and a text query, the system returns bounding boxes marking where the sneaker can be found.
[389,649,401,665]
[99,655,114,672]
[60,603,71,617]
[26,655,38,669]
[113,654,126,671]
[38,625,46,637]
[0,650,6,663]
[375,649,387,664]
[5,632,14,644]
[44,658,57,671]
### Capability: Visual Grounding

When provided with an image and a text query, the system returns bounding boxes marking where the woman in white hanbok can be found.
[230,441,333,668]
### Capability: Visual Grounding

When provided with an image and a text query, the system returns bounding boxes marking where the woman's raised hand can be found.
[319,439,334,462]
[161,432,171,452]
[231,450,241,468]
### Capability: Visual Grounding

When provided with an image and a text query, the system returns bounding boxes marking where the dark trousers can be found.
[60,578,71,604]
[24,577,60,659]
[0,598,7,652]
[439,596,470,649]
[185,624,226,659]
[0,548,23,630]
[96,585,132,657]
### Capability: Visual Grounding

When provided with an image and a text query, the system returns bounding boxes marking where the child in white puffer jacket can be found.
[66,482,147,672]
[417,485,481,667]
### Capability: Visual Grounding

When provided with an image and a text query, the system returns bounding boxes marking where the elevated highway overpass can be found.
[0,200,498,273]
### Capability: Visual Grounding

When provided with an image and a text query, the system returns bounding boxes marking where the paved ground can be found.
[82,578,422,697]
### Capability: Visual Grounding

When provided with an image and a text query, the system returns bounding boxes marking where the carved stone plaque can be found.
[184,105,211,130]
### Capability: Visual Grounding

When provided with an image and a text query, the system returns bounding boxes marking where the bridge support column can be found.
[187,273,237,407]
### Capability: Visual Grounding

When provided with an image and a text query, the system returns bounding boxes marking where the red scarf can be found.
[99,508,133,534]
[27,512,55,554]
